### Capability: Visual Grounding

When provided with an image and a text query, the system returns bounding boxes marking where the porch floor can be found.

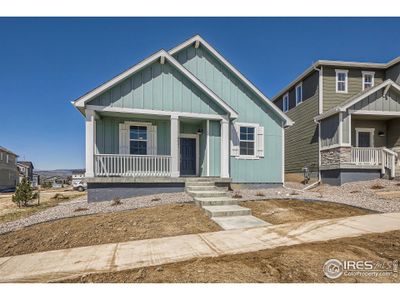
[86,176,232,184]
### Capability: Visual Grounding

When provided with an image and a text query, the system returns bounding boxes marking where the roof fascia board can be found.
[170,35,294,126]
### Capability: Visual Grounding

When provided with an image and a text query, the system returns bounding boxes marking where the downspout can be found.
[314,65,323,183]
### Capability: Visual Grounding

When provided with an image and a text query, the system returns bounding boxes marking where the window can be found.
[362,71,375,90]
[335,69,348,93]
[130,126,147,155]
[239,126,255,156]
[283,93,289,112]
[295,83,303,105]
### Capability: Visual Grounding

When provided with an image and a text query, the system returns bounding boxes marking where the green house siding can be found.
[88,61,226,117]
[174,45,284,183]
[96,116,171,155]
[323,67,385,112]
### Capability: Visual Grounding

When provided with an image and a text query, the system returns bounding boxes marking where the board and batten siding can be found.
[174,44,284,183]
[386,62,400,84]
[387,118,400,148]
[322,67,385,112]
[88,61,226,117]
[349,87,400,112]
[275,71,320,173]
[96,117,171,155]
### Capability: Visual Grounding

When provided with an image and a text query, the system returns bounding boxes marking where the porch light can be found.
[197,128,203,134]
[378,131,385,137]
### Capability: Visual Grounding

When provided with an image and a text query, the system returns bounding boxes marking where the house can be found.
[42,176,67,189]
[72,35,293,202]
[0,146,18,191]
[32,174,40,188]
[17,161,34,184]
[273,56,400,185]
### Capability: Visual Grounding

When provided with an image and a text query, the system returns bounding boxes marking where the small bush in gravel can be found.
[111,198,122,206]
[290,191,299,196]
[151,197,161,202]
[371,184,384,190]
[74,207,89,212]
[51,193,69,200]
[232,192,242,199]
[350,190,361,194]
[255,192,265,197]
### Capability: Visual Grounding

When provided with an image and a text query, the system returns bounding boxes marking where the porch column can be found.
[220,117,230,178]
[85,109,97,178]
[170,114,180,177]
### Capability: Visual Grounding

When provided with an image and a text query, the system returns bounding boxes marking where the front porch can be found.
[85,109,230,181]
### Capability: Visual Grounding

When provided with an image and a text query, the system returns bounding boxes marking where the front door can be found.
[180,138,196,176]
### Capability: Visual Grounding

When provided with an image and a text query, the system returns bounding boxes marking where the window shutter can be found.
[119,123,129,154]
[147,125,157,155]
[257,126,264,158]
[230,123,240,157]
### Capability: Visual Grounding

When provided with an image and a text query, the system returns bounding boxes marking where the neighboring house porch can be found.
[316,80,400,185]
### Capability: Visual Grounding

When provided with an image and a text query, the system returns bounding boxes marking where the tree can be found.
[12,177,33,208]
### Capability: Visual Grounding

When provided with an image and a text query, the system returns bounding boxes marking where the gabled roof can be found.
[17,161,34,169]
[272,56,400,102]
[169,35,293,127]
[314,79,400,121]
[0,146,18,157]
[72,49,238,119]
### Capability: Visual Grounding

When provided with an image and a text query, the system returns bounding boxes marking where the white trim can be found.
[179,133,200,176]
[355,128,375,147]
[351,110,400,117]
[338,112,343,145]
[220,118,230,178]
[320,144,344,151]
[87,105,226,121]
[206,120,210,176]
[335,69,348,93]
[362,71,375,90]
[281,121,285,184]
[169,35,294,127]
[318,121,321,179]
[235,122,258,160]
[319,66,323,114]
[282,92,289,113]
[348,113,352,147]
[124,121,153,155]
[73,49,238,119]
[295,82,303,105]
[85,109,97,178]
[170,115,180,177]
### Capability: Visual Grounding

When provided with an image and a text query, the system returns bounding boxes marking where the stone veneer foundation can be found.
[321,146,351,167]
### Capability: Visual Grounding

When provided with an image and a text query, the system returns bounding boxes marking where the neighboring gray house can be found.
[0,146,18,191]
[273,56,400,185]
[72,35,293,202]
[17,161,34,184]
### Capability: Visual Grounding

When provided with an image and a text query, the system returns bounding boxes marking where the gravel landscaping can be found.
[230,179,400,213]
[0,192,192,235]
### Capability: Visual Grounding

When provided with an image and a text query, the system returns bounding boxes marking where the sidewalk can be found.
[1,212,399,283]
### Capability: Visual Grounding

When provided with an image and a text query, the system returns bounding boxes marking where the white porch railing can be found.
[94,154,171,177]
[350,147,398,177]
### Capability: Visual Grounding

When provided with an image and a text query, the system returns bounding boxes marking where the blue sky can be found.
[1,17,399,170]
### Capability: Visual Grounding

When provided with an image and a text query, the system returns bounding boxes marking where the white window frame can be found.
[335,69,348,93]
[283,93,289,112]
[6,154,9,164]
[0,152,3,160]
[295,82,303,105]
[126,121,152,155]
[362,71,375,90]
[355,128,375,147]
[238,123,258,159]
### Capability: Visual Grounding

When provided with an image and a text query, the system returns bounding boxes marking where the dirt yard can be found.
[0,189,85,223]
[241,199,373,224]
[0,203,219,257]
[63,230,400,283]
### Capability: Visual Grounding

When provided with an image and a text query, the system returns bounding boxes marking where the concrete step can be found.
[203,205,251,218]
[185,178,217,182]
[186,186,225,192]
[212,215,270,230]
[185,181,215,187]
[194,197,240,207]
[188,190,228,198]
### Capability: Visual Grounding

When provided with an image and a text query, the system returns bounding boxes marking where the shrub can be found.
[370,184,384,190]
[151,197,161,202]
[12,177,33,208]
[51,193,68,200]
[232,192,242,199]
[255,192,265,197]
[74,207,89,212]
[111,198,122,206]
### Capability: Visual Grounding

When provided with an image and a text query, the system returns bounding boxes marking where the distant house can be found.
[17,161,34,184]
[0,146,18,191]
[72,169,85,180]
[32,174,40,188]
[42,176,67,188]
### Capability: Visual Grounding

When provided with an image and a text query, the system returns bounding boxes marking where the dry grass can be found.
[370,184,384,190]
[0,190,85,224]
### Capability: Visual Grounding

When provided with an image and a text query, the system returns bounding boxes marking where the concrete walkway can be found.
[1,212,400,283]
